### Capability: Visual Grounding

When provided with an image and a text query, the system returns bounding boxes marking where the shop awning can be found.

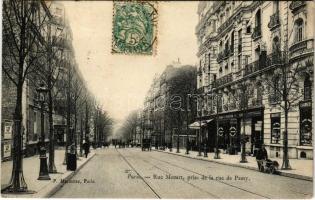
[189,119,213,129]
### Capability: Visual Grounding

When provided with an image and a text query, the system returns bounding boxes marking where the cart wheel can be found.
[269,166,275,174]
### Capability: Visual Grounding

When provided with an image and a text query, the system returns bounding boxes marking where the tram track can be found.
[144,152,311,198]
[119,149,267,199]
[115,148,161,198]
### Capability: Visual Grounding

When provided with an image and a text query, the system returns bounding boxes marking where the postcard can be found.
[1,1,314,199]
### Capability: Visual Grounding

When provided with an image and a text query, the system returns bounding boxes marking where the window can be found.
[212,20,216,32]
[273,1,279,13]
[238,29,242,53]
[255,9,261,29]
[271,113,281,144]
[295,18,304,42]
[208,53,211,71]
[300,106,312,146]
[231,31,234,53]
[272,76,281,103]
[304,74,312,100]
[238,55,242,70]
[272,36,280,53]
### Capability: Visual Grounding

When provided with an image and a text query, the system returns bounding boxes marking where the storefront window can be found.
[300,106,312,146]
[271,113,281,144]
[304,75,312,100]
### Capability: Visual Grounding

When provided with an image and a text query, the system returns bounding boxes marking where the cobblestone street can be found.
[52,148,313,199]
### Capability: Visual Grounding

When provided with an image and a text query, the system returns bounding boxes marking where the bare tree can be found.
[262,54,309,169]
[2,0,51,192]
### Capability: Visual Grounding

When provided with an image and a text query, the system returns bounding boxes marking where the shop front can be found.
[217,114,240,155]
[298,100,313,159]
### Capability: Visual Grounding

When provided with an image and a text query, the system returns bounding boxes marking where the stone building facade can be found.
[196,1,313,159]
[1,2,79,160]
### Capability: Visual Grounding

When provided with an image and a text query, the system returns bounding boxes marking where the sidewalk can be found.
[1,149,95,198]
[154,148,313,181]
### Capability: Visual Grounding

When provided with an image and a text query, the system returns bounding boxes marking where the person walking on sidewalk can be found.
[83,140,90,158]
[256,144,268,171]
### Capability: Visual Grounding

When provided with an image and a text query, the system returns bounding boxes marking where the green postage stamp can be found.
[112,1,158,55]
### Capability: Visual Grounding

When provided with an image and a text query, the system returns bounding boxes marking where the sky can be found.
[62,1,199,123]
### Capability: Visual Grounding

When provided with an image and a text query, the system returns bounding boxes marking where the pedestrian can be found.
[256,144,268,171]
[83,141,90,158]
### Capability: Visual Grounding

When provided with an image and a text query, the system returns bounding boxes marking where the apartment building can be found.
[196,1,313,159]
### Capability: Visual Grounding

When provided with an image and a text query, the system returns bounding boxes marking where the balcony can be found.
[223,48,231,59]
[289,38,314,61]
[252,26,262,40]
[244,51,284,76]
[229,101,237,110]
[250,97,263,108]
[268,12,280,30]
[217,52,224,63]
[213,73,233,88]
[217,15,234,34]
[238,44,242,54]
[289,1,306,13]
[223,104,229,112]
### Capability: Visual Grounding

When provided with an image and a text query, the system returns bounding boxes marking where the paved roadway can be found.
[52,148,313,198]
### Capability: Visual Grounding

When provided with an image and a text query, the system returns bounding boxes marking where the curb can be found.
[154,149,313,182]
[44,153,96,198]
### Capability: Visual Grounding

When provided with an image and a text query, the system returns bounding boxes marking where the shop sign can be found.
[229,126,236,137]
[218,114,234,120]
[300,101,312,108]
[3,143,11,158]
[230,119,237,125]
[271,113,281,118]
[4,121,13,139]
[246,111,262,118]
[218,127,224,136]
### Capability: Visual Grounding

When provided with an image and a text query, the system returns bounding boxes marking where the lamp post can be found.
[185,94,192,155]
[37,83,50,180]
[197,95,203,156]
[214,90,221,159]
[239,82,248,163]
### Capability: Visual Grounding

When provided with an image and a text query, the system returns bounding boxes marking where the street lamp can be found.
[176,127,180,153]
[238,82,249,163]
[36,83,51,180]
[213,90,221,159]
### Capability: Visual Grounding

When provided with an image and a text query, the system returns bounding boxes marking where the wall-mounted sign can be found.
[218,127,224,136]
[229,126,236,137]
[300,101,312,108]
[3,143,11,158]
[4,121,13,139]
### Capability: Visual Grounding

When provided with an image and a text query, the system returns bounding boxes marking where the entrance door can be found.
[252,117,263,156]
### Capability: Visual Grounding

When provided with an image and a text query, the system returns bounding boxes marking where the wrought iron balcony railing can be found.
[217,51,224,63]
[213,73,233,88]
[218,15,234,34]
[289,38,314,60]
[268,12,280,30]
[244,51,284,76]
[229,101,237,110]
[252,26,262,40]
[251,97,263,107]
[289,1,306,12]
